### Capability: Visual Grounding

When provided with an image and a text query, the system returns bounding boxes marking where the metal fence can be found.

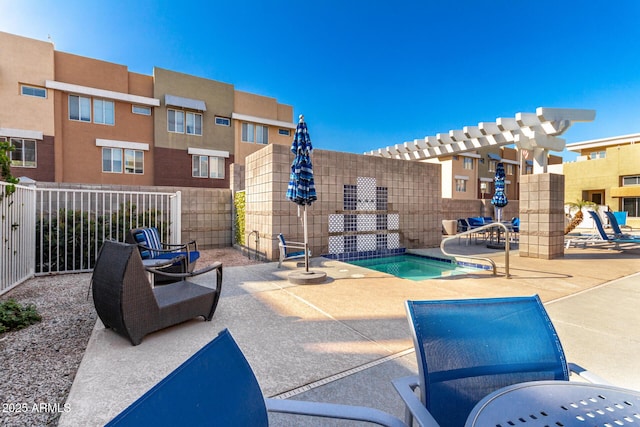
[1,182,36,295]
[1,183,180,295]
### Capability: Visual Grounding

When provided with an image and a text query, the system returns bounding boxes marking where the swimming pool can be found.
[347,254,482,280]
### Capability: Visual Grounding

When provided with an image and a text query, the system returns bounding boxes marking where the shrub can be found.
[0,299,42,334]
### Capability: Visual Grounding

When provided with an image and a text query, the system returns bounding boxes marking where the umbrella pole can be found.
[303,205,309,272]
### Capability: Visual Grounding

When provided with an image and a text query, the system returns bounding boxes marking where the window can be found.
[506,164,514,175]
[622,198,640,217]
[94,99,115,125]
[463,158,473,170]
[215,117,230,126]
[102,148,123,173]
[455,179,467,192]
[10,138,36,167]
[623,176,640,186]
[590,151,606,160]
[241,123,255,142]
[124,149,144,174]
[69,95,91,122]
[256,125,268,145]
[168,109,185,133]
[132,105,151,115]
[488,160,497,172]
[192,155,225,179]
[279,129,291,136]
[21,85,46,98]
[186,112,202,135]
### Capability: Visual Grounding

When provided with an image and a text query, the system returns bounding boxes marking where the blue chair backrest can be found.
[406,295,569,427]
[511,217,520,232]
[105,329,269,426]
[133,227,163,259]
[605,211,625,235]
[588,211,610,240]
[467,217,484,227]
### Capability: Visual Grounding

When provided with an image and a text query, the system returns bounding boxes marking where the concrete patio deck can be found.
[59,240,640,426]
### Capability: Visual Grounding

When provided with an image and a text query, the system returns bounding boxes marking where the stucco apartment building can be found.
[1,31,294,187]
[427,146,561,201]
[562,133,640,228]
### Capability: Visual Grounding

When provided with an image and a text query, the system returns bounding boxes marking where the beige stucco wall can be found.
[153,67,235,152]
[244,144,442,261]
[564,144,640,227]
[0,32,55,136]
[233,91,294,165]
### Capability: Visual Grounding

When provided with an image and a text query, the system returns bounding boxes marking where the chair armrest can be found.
[281,241,307,248]
[266,397,408,427]
[142,256,185,269]
[568,362,612,385]
[392,376,440,427]
[147,262,222,279]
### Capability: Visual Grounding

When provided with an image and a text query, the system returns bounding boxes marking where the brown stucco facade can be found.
[1,31,55,182]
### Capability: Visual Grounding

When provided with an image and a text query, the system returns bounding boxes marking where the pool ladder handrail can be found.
[440,222,511,278]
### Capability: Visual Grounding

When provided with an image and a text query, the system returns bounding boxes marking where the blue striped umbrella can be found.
[286,115,316,272]
[491,162,508,221]
[286,116,317,205]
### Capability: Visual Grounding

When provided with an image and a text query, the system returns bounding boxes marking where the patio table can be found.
[465,380,640,427]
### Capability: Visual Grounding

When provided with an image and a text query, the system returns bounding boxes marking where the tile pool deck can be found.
[59,241,640,426]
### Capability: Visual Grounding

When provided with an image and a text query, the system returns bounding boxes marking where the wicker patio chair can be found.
[125,227,200,285]
[91,240,222,346]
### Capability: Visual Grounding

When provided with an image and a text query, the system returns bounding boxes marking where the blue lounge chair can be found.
[604,211,635,238]
[277,233,310,267]
[393,296,607,427]
[105,329,406,427]
[588,211,640,249]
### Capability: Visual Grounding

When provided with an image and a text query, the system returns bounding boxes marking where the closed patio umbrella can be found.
[491,162,508,222]
[286,115,317,272]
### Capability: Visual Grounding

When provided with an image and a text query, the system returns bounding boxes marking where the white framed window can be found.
[241,123,255,142]
[132,105,151,115]
[256,125,268,145]
[168,109,185,133]
[10,138,37,167]
[278,128,291,136]
[215,117,230,126]
[69,95,91,122]
[124,149,144,174]
[94,99,115,125]
[192,155,225,179]
[488,160,497,173]
[102,147,123,173]
[21,85,47,98]
[622,175,640,186]
[186,112,202,135]
[506,164,514,175]
[455,179,467,192]
[590,151,606,159]
[463,158,473,170]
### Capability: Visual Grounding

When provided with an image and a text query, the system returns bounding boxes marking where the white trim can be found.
[46,80,160,107]
[96,138,149,151]
[231,113,295,129]
[500,159,520,165]
[187,147,229,158]
[566,132,640,152]
[165,94,206,111]
[454,175,469,180]
[0,127,43,140]
[460,152,481,158]
[480,177,493,182]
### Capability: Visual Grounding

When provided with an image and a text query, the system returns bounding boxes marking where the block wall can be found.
[519,173,565,259]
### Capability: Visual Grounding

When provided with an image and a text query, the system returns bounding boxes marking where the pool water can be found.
[347,254,479,280]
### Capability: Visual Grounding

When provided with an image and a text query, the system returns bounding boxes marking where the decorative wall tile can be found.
[376,234,388,250]
[328,236,344,254]
[344,214,357,232]
[388,214,399,230]
[376,214,387,230]
[357,214,376,231]
[343,185,357,211]
[329,214,344,232]
[376,187,388,211]
[388,233,400,249]
[344,235,357,253]
[357,234,376,251]
[357,177,376,211]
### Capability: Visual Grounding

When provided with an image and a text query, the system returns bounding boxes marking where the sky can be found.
[2,0,640,162]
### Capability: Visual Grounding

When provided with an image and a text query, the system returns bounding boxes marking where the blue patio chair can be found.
[588,211,640,249]
[105,329,406,427]
[277,233,310,267]
[604,211,634,238]
[393,295,607,427]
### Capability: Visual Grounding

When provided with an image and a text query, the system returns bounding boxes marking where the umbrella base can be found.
[288,270,327,285]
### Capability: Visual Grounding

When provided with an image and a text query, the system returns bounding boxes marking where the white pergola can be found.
[365,107,595,173]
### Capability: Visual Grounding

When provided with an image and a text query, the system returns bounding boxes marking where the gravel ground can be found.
[0,248,261,427]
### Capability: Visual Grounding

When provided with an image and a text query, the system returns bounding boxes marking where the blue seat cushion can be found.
[286,250,305,258]
[155,251,200,264]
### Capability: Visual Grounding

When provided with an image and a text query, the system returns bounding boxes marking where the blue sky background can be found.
[2,0,640,161]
